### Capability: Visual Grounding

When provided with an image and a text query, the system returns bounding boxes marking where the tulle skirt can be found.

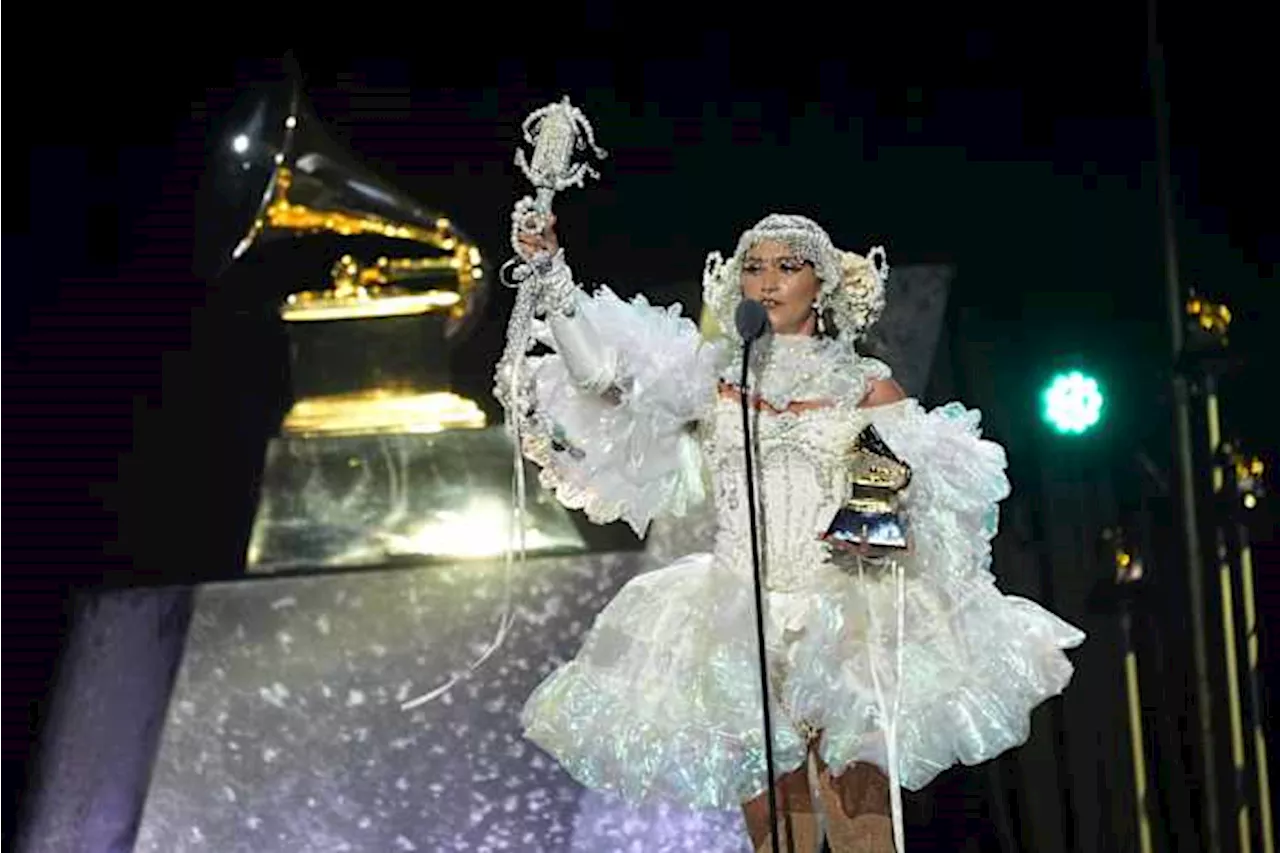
[520,551,1085,811]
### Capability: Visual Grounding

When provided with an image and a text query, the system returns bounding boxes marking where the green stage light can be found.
[1042,370,1104,435]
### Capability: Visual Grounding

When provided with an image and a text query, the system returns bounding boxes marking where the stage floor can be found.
[133,552,748,852]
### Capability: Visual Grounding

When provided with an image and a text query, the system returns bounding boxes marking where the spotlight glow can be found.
[1042,370,1104,435]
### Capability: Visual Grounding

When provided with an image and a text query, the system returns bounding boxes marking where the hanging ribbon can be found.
[858,554,908,852]
[400,260,540,712]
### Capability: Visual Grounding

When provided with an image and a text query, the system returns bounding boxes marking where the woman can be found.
[497,212,1085,852]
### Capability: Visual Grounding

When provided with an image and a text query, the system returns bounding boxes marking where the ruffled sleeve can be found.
[860,399,1014,599]
[518,286,729,536]
[792,398,1085,804]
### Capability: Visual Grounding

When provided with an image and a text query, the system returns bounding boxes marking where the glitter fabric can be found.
[507,248,1086,817]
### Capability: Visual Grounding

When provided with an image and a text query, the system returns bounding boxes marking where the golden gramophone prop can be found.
[198,56,487,437]
[199,60,585,572]
[821,424,913,553]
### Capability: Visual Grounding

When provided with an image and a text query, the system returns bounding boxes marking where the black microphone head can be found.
[735,299,770,343]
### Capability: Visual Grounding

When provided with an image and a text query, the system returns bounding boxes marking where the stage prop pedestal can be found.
[132,553,748,852]
[246,426,587,574]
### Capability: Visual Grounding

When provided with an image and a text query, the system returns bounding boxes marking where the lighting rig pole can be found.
[1180,290,1273,853]
[1146,1,1224,848]
[1101,525,1156,853]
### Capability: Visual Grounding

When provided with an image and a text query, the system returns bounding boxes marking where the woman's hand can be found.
[516,214,560,260]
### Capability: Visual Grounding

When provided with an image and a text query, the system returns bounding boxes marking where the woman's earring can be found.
[814,300,827,336]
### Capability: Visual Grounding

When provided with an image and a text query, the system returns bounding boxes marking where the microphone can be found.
[735,298,782,853]
[735,298,770,343]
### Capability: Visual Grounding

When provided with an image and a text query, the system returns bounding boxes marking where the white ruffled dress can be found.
[514,284,1086,811]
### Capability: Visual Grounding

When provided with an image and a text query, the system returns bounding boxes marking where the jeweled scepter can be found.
[494,95,607,414]
[511,97,607,248]
[401,99,606,713]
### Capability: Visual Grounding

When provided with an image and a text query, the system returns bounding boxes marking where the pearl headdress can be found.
[702,213,889,342]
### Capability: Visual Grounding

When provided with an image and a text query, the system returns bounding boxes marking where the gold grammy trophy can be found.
[200,60,584,571]
[821,425,913,552]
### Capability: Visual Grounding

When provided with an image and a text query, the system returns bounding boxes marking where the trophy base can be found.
[246,425,586,573]
[821,507,910,551]
[284,309,453,402]
[280,390,487,437]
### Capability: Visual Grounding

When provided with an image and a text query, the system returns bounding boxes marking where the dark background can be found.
[4,5,1277,850]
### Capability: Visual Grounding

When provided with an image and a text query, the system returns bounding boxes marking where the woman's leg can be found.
[816,760,894,853]
[741,763,821,853]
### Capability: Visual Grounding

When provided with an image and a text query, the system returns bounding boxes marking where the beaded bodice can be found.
[702,336,887,592]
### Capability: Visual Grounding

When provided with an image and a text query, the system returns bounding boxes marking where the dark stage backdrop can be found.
[6,12,1277,852]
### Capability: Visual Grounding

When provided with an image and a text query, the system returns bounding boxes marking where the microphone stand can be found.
[740,337,783,853]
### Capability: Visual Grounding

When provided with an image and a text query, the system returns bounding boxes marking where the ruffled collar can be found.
[719,333,889,410]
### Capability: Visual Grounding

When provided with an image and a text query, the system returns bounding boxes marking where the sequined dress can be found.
[513,284,1085,810]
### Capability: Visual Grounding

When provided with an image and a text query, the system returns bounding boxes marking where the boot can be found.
[742,765,822,853]
[817,762,894,853]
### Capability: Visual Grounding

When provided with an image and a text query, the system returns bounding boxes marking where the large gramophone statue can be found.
[199,58,584,572]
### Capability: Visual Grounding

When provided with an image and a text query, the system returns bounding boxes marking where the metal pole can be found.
[1236,522,1275,853]
[1209,384,1254,853]
[1122,605,1156,853]
[1146,1,1221,850]
[1215,527,1253,853]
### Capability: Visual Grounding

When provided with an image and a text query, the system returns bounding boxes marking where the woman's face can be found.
[740,239,822,336]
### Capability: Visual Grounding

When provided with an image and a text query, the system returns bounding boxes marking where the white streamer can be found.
[400,275,538,713]
[858,555,907,852]
[806,747,826,853]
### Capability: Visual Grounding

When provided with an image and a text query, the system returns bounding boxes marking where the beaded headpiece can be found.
[702,213,889,342]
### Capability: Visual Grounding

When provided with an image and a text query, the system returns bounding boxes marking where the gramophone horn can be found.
[194,58,488,343]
